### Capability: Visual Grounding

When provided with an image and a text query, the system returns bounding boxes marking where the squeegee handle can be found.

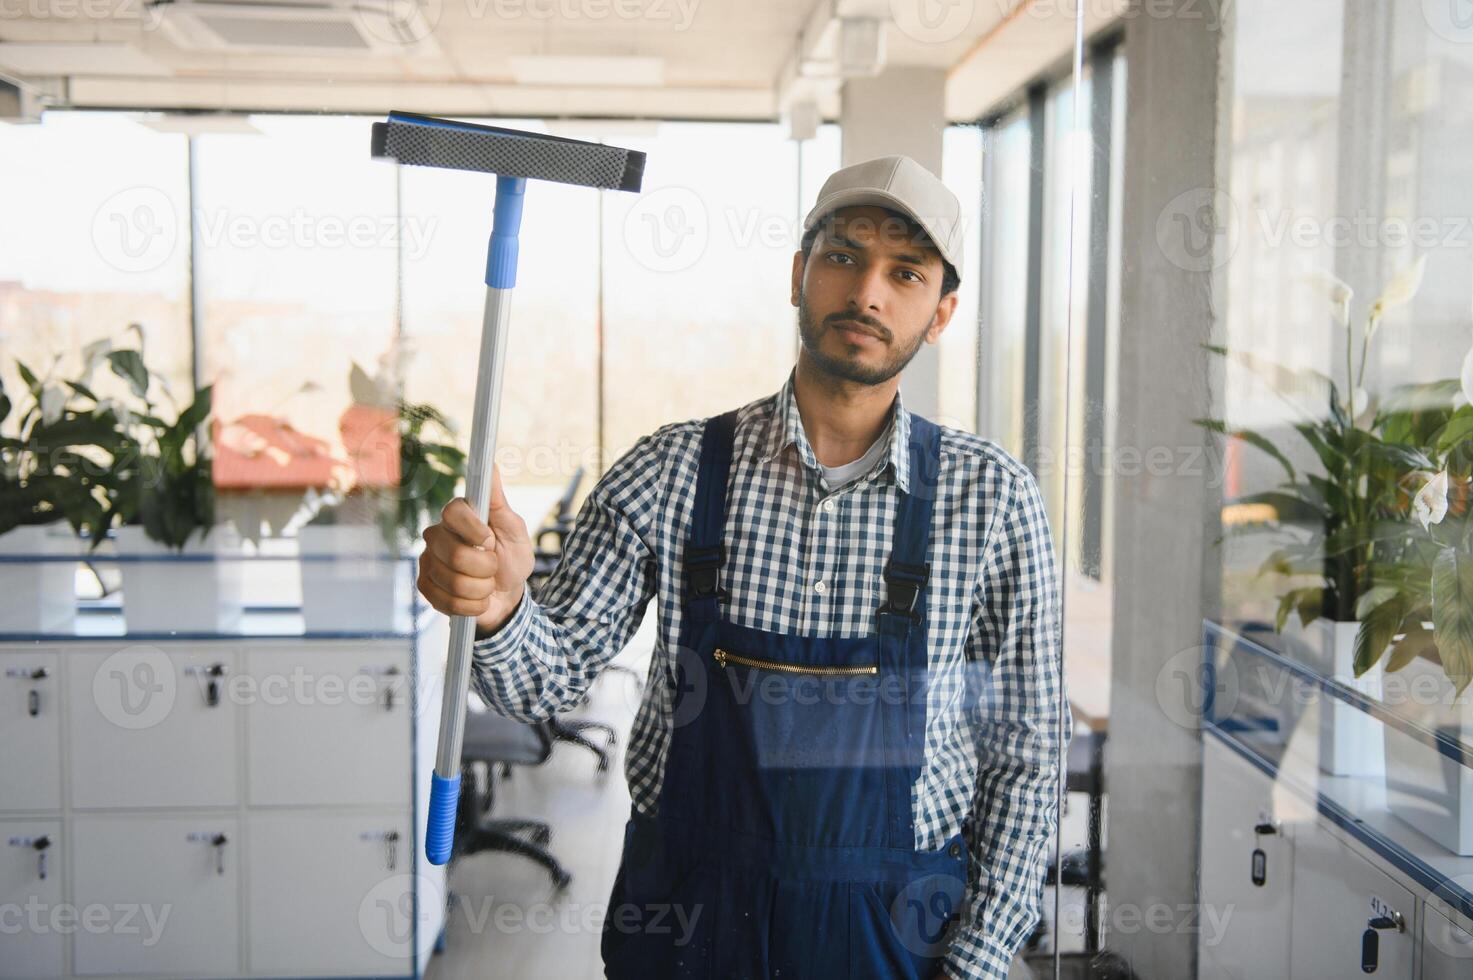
[427,175,526,866]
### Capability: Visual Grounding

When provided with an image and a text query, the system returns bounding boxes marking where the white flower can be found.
[1368,255,1428,336]
[1461,346,1473,408]
[1303,270,1353,328]
[1348,386,1370,419]
[1413,469,1450,531]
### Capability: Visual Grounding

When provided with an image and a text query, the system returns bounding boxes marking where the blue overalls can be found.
[602,409,969,979]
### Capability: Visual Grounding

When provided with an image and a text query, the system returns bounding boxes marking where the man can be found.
[417,155,1070,980]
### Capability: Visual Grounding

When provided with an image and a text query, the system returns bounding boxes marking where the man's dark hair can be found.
[800,208,960,297]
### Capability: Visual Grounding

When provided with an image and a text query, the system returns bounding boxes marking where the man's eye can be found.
[898,269,922,282]
[826,252,855,264]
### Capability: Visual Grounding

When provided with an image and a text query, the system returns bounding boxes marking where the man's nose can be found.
[847,263,887,313]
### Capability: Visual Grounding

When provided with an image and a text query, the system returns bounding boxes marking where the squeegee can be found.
[371,111,646,866]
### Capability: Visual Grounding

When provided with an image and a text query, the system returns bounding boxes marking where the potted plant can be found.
[0,339,133,631]
[1197,259,1432,778]
[297,359,464,632]
[105,339,244,634]
[1353,354,1473,853]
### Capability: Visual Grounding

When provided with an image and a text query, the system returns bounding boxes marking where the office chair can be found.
[454,707,571,890]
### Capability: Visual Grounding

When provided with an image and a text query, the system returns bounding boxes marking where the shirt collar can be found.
[757,368,912,493]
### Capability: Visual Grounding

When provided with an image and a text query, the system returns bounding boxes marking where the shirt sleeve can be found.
[468,427,668,722]
[944,469,1073,980]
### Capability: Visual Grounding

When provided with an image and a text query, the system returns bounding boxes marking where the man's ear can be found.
[926,290,959,344]
[790,250,805,307]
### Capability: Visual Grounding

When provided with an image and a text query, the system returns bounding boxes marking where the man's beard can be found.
[796,289,931,386]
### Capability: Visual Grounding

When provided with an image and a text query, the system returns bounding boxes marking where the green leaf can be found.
[1436,410,1473,455]
[1361,439,1435,473]
[1236,490,1328,522]
[1354,592,1408,675]
[1385,624,1438,673]
[107,350,149,400]
[1431,548,1473,695]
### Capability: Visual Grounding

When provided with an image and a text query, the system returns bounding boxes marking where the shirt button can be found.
[813,580,827,595]
[949,842,962,858]
[821,498,836,514]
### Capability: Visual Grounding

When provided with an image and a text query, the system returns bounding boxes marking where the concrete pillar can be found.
[1105,2,1230,977]
[840,66,947,419]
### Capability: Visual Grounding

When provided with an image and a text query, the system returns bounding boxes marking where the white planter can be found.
[115,524,245,634]
[1290,618,1387,779]
[1382,651,1473,856]
[297,525,410,633]
[0,522,78,633]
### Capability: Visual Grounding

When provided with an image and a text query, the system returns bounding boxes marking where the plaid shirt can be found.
[472,369,1070,980]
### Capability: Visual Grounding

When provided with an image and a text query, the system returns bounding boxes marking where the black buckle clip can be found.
[878,559,930,623]
[684,544,727,601]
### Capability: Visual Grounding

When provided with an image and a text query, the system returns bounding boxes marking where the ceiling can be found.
[0,0,1125,121]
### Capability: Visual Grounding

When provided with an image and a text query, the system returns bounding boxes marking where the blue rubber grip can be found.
[486,176,526,289]
[426,771,461,865]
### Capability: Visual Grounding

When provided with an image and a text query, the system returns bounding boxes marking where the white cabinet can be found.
[243,645,410,808]
[0,613,447,979]
[0,652,61,812]
[0,818,63,979]
[67,647,240,809]
[245,810,416,976]
[1288,820,1416,979]
[1198,737,1293,980]
[71,813,240,976]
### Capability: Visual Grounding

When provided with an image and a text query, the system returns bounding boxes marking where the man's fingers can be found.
[422,524,497,578]
[488,462,510,515]
[440,496,494,548]
[422,553,495,603]
[416,570,491,619]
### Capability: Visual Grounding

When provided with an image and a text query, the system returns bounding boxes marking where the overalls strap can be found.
[878,413,942,638]
[683,409,739,623]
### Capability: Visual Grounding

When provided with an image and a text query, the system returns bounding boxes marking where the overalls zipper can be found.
[712,647,878,676]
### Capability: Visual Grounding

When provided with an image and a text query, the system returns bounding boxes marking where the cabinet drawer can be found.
[1199,734,1293,979]
[71,813,240,976]
[0,651,61,811]
[0,818,63,979]
[245,810,418,976]
[1289,822,1415,979]
[68,646,240,809]
[244,645,411,807]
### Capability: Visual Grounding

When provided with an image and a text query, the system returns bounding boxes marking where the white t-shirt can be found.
[818,427,890,489]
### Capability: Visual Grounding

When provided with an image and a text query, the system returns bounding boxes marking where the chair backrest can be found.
[534,467,585,552]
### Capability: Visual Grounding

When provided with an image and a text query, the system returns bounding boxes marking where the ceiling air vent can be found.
[150,0,441,56]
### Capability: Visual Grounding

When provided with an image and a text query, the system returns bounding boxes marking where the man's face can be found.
[791,205,957,387]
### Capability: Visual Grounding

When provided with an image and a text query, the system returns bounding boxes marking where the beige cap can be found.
[803,155,963,272]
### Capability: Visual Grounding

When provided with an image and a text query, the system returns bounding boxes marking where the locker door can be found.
[1288,821,1415,979]
[0,651,61,812]
[244,645,411,807]
[1198,734,1293,980]
[246,810,420,976]
[71,814,240,976]
[0,819,63,979]
[68,646,239,809]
